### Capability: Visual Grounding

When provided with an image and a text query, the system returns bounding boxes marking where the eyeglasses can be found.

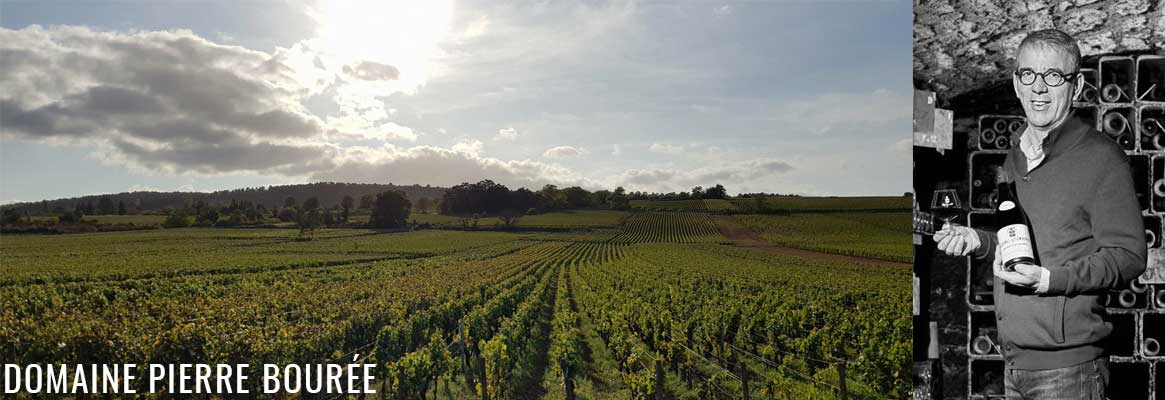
[1014,68,1079,87]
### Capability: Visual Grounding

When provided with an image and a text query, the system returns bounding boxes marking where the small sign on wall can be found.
[913,89,953,150]
[1140,248,1165,284]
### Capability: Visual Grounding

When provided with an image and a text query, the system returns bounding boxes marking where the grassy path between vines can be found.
[538,264,631,400]
[713,215,909,268]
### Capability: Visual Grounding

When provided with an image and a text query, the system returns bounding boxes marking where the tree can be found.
[297,208,321,239]
[359,194,375,210]
[590,190,611,208]
[415,197,432,213]
[539,185,566,210]
[2,208,21,224]
[163,211,189,228]
[610,187,630,210]
[284,196,297,209]
[497,208,523,229]
[369,191,411,229]
[97,197,115,215]
[277,207,297,222]
[59,211,83,224]
[691,186,704,199]
[561,186,590,208]
[705,184,727,199]
[195,208,220,226]
[302,196,320,212]
[117,201,127,215]
[341,195,355,222]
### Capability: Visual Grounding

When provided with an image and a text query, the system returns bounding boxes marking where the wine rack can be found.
[975,115,1025,151]
[962,54,1165,400]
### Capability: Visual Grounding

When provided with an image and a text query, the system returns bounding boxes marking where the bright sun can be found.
[312,0,453,90]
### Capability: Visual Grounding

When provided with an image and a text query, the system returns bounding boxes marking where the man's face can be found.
[1013,44,1082,130]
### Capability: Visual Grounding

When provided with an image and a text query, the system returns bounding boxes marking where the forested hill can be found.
[6,182,447,214]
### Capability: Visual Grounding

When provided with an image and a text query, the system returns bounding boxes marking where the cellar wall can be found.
[913,0,1164,99]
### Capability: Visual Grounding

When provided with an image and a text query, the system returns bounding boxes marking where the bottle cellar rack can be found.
[964,54,1165,400]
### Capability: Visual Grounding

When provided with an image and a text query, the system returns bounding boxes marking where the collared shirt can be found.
[1019,126,1048,172]
[1017,125,1052,293]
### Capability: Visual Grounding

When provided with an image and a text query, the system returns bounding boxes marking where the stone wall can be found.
[914,0,1165,99]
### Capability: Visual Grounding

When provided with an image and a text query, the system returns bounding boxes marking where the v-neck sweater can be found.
[973,113,1146,370]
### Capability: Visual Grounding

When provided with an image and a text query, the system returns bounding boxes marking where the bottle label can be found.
[998,223,1034,264]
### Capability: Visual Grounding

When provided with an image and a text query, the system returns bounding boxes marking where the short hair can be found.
[1016,29,1081,71]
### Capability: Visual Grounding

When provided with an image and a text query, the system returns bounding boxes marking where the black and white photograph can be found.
[913,1,1164,399]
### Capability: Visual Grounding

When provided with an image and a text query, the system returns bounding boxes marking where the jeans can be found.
[1004,358,1108,400]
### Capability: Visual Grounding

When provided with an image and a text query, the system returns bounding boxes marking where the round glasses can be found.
[1014,68,1078,87]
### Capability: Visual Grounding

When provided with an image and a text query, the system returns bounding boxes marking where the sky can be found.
[0,0,912,204]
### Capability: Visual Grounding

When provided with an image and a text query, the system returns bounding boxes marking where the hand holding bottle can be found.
[993,245,1044,289]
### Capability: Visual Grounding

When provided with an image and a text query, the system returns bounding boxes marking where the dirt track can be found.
[713,216,911,268]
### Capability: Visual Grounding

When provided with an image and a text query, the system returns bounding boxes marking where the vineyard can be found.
[0,209,910,399]
[632,196,911,214]
[733,213,912,263]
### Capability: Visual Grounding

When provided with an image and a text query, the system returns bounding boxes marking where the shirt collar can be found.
[1009,111,1091,171]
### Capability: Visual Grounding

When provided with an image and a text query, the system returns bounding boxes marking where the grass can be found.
[732,212,911,263]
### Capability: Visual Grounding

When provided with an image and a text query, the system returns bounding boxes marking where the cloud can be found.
[611,144,622,156]
[612,157,793,193]
[0,25,331,174]
[648,143,684,155]
[542,145,584,158]
[495,127,518,140]
[451,140,484,156]
[342,61,400,81]
[311,143,600,190]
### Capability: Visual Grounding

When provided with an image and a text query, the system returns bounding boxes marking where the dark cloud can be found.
[343,61,400,81]
[0,26,326,174]
[111,138,331,175]
[0,99,98,137]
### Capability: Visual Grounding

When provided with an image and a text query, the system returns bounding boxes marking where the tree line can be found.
[439,180,632,216]
[0,182,445,216]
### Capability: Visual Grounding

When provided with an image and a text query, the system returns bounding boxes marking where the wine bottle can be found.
[994,168,1035,271]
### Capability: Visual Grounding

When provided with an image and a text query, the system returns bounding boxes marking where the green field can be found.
[1,210,910,398]
[733,212,911,263]
[630,199,736,212]
[359,210,629,230]
[633,196,911,213]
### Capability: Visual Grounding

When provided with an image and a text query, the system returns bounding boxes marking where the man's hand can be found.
[993,245,1044,289]
[933,223,981,256]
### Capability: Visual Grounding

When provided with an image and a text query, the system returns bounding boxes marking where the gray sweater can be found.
[973,113,1146,370]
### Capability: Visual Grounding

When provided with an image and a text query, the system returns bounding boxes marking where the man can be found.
[934,29,1146,399]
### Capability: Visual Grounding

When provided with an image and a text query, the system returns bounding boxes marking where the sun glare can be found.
[313,0,453,91]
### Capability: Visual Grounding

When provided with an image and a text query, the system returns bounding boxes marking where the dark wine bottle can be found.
[994,168,1035,271]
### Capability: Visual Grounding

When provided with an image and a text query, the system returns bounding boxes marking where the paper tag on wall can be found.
[913,90,935,134]
[913,90,953,150]
[913,274,921,316]
[1140,248,1165,284]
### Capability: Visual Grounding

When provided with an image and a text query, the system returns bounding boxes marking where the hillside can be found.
[3,182,447,214]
